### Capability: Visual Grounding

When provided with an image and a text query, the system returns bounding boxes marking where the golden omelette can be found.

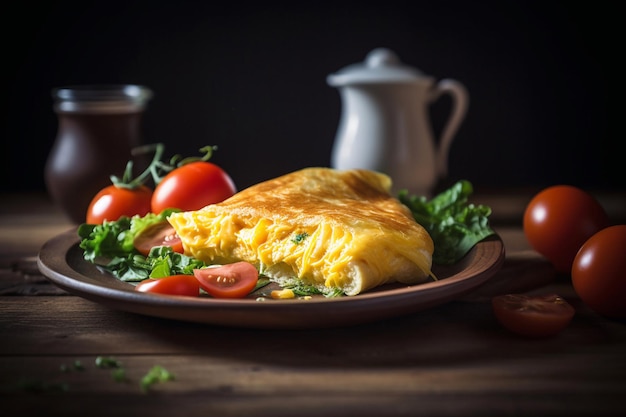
[167,167,434,296]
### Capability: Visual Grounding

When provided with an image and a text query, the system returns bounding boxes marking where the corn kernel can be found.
[271,288,295,299]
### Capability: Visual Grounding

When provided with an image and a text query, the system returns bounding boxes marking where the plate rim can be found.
[37,228,505,329]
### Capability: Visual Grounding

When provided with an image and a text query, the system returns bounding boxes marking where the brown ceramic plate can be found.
[37,228,505,329]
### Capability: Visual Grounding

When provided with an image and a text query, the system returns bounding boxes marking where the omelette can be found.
[167,167,434,296]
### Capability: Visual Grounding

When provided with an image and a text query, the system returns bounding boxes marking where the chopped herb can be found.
[253,276,271,292]
[95,356,123,369]
[284,281,345,298]
[18,357,176,394]
[324,287,345,298]
[141,365,175,392]
[291,232,309,244]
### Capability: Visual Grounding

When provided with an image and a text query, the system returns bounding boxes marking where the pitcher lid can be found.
[327,48,432,86]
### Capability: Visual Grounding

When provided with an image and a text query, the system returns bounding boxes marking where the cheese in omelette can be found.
[167,167,434,296]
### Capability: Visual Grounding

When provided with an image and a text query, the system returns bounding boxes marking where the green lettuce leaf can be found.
[77,209,206,282]
[398,180,495,265]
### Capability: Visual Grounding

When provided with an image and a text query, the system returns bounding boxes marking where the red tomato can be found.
[86,185,152,224]
[135,275,200,297]
[133,221,184,257]
[492,294,575,338]
[523,185,608,273]
[572,225,626,319]
[151,161,236,214]
[193,262,258,298]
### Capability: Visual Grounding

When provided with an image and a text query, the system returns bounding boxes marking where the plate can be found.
[37,229,505,329]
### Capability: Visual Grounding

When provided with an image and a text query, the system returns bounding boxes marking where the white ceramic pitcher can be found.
[328,48,469,197]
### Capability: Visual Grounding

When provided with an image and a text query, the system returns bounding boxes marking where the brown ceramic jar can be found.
[45,85,153,223]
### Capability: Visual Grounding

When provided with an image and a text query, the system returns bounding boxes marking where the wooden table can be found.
[1,191,625,417]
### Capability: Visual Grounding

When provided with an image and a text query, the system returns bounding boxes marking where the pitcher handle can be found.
[431,79,469,178]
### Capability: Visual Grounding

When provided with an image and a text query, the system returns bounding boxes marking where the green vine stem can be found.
[109,143,217,189]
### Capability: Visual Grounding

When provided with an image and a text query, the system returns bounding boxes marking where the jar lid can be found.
[52,84,153,113]
[327,48,432,86]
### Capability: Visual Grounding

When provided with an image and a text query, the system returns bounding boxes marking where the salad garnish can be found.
[399,180,495,265]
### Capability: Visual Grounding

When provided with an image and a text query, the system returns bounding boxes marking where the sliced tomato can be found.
[492,294,575,338]
[193,262,258,298]
[135,275,200,297]
[133,221,184,257]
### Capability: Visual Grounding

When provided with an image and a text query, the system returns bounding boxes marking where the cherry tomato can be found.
[523,185,608,273]
[572,225,626,319]
[193,262,258,298]
[151,161,236,214]
[135,275,200,297]
[492,294,575,338]
[86,185,152,224]
[133,221,184,257]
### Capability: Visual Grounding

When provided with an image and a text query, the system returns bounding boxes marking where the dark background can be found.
[2,1,623,195]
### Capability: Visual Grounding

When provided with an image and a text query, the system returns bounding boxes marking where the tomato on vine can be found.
[85,154,158,224]
[151,147,236,214]
[86,184,152,224]
[85,144,237,222]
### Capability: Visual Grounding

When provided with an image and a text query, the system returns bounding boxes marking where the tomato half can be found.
[133,221,184,257]
[151,161,236,214]
[193,262,258,298]
[523,185,608,273]
[492,294,575,338]
[86,185,152,224]
[135,275,200,297]
[572,225,626,319]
